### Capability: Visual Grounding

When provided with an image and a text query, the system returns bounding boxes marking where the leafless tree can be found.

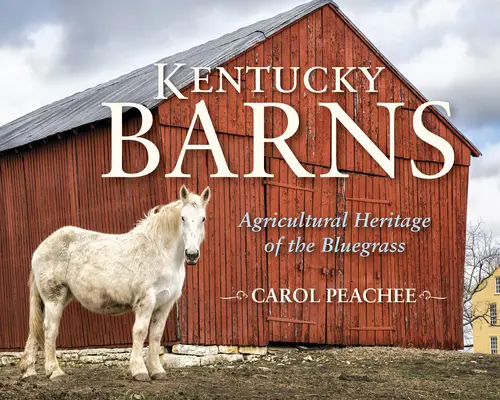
[463,221,500,346]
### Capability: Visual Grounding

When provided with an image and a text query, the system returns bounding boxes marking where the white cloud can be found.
[0,24,133,126]
[398,35,470,91]
[397,35,500,125]
[468,176,500,234]
[470,142,500,179]
[342,0,418,62]
[0,24,65,125]
[415,0,461,29]
[469,142,500,234]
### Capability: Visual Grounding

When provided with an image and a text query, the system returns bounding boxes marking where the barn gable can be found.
[155,2,477,177]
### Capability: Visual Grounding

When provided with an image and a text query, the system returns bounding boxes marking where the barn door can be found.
[341,173,394,346]
[264,158,341,344]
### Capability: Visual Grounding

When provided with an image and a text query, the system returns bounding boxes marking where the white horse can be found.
[19,185,210,381]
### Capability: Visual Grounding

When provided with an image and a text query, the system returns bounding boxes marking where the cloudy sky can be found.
[0,0,499,233]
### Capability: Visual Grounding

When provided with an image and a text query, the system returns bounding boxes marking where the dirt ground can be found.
[1,346,499,400]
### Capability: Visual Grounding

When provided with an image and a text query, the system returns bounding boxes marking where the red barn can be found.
[0,0,480,351]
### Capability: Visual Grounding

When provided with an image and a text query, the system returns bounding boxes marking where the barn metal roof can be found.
[0,0,480,156]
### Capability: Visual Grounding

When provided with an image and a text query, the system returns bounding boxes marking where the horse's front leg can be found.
[146,300,176,380]
[130,293,155,381]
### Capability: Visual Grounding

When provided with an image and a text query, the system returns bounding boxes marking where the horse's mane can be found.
[134,194,202,242]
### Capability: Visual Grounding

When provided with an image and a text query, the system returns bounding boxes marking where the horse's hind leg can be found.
[19,334,38,379]
[43,300,66,380]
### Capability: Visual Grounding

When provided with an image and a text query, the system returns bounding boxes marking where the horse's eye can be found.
[202,217,206,223]
[181,216,186,222]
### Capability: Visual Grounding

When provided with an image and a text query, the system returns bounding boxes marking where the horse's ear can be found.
[201,186,211,207]
[180,185,190,202]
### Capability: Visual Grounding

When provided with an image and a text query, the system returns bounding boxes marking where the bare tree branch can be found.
[463,221,500,345]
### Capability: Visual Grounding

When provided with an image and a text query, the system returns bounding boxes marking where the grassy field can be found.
[0,346,499,399]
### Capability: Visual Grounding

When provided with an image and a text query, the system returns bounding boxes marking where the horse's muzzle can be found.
[185,249,199,265]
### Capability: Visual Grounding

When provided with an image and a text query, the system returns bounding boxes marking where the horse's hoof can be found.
[49,370,66,381]
[133,373,151,382]
[21,372,37,381]
[18,360,28,373]
[151,372,167,380]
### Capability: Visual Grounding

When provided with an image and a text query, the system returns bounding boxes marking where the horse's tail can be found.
[27,271,45,347]
[18,271,44,373]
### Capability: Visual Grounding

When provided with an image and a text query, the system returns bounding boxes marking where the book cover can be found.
[0,0,497,398]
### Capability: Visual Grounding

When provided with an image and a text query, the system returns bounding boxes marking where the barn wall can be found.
[258,156,467,350]
[0,111,469,351]
[337,158,468,350]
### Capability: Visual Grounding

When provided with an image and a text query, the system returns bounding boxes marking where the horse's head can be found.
[179,185,211,266]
